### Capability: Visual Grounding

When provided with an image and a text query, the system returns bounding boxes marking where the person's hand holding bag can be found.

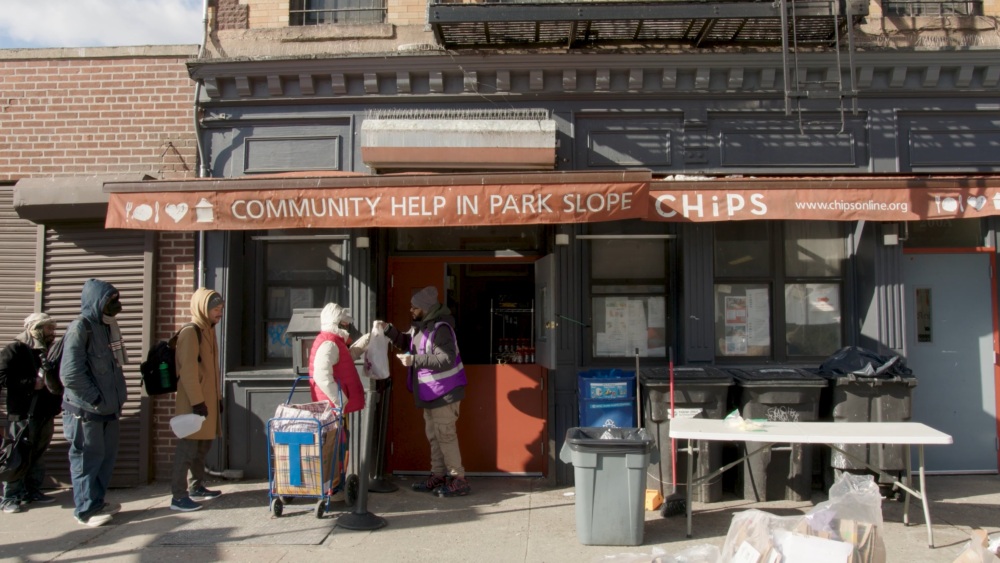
[363,321,392,379]
[396,353,414,367]
[191,402,209,417]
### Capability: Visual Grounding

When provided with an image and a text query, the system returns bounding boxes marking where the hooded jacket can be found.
[60,279,128,418]
[174,288,223,440]
[309,303,365,414]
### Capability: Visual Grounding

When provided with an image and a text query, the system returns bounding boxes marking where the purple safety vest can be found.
[407,322,467,402]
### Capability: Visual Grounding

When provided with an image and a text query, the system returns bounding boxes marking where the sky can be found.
[0,0,204,49]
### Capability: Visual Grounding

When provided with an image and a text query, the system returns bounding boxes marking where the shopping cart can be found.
[266,376,359,518]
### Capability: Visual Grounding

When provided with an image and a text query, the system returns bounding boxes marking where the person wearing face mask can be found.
[0,313,63,514]
[59,279,129,527]
[169,288,226,513]
[309,303,365,415]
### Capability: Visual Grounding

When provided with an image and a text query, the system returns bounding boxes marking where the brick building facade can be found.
[0,45,199,485]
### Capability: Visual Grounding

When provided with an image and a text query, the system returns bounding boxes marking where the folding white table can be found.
[668,418,953,546]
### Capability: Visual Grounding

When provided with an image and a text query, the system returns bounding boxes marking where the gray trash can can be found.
[824,372,918,476]
[559,427,655,546]
[640,366,733,503]
[729,367,827,502]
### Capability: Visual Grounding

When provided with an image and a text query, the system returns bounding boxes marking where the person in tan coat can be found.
[169,288,224,512]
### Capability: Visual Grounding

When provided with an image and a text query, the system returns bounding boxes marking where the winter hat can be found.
[207,292,225,311]
[411,286,439,312]
[321,303,354,332]
[24,312,56,330]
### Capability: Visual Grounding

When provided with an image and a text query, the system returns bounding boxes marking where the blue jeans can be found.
[2,417,55,501]
[62,412,119,519]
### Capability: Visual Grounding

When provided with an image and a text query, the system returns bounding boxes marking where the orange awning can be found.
[103,172,1000,230]
[647,176,1000,222]
[103,171,651,231]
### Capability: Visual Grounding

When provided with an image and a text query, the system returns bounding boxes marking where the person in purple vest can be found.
[379,285,470,497]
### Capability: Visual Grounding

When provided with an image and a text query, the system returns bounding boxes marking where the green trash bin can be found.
[559,427,655,546]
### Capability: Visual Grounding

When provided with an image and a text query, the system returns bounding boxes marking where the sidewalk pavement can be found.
[1,474,998,562]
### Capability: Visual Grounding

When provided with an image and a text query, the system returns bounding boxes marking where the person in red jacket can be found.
[308,303,365,414]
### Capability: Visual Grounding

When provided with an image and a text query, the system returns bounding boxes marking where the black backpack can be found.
[139,324,201,395]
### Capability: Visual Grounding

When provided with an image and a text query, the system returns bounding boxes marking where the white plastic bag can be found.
[363,322,391,380]
[170,414,205,438]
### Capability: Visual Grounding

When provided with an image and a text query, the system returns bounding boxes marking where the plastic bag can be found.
[169,414,206,438]
[272,401,339,436]
[364,322,391,380]
[952,529,1000,563]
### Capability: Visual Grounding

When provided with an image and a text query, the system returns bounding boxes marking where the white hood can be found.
[320,303,353,332]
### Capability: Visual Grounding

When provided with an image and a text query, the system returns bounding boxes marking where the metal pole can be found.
[337,387,388,530]
[367,377,398,493]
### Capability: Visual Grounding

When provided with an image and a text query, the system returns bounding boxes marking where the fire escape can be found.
[428,0,866,127]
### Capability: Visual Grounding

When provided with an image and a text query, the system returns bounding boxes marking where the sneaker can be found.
[170,496,203,512]
[26,491,56,504]
[101,502,122,516]
[2,499,23,514]
[411,474,447,492]
[76,512,113,527]
[436,476,471,498]
[189,487,222,501]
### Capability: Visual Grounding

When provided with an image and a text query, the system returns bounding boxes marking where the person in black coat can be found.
[0,313,62,514]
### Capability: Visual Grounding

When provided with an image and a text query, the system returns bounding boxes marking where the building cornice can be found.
[189,50,1000,103]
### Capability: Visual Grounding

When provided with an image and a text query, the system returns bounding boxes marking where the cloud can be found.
[0,0,204,48]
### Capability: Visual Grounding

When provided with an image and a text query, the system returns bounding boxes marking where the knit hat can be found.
[207,292,225,311]
[23,312,56,330]
[411,286,439,312]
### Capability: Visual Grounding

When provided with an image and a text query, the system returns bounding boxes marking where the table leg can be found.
[685,438,694,538]
[903,444,911,526]
[918,445,934,547]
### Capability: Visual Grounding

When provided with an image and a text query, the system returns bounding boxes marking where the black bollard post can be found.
[368,377,399,493]
[337,388,388,530]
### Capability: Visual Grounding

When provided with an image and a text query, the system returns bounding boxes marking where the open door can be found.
[535,254,557,370]
[386,256,548,476]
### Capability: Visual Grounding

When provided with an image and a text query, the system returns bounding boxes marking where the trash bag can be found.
[816,346,912,378]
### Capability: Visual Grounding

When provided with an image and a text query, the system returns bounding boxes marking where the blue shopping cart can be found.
[266,376,359,518]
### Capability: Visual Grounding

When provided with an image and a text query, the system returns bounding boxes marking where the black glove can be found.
[192,402,209,417]
[219,399,224,415]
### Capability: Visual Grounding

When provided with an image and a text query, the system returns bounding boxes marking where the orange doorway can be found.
[385,256,547,476]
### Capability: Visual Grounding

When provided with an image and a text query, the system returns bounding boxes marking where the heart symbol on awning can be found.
[165,203,189,223]
[968,196,987,211]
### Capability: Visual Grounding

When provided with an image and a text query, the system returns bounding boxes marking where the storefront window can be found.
[589,223,673,359]
[714,283,771,356]
[263,234,349,359]
[714,221,844,360]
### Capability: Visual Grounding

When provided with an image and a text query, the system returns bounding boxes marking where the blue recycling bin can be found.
[578,369,636,428]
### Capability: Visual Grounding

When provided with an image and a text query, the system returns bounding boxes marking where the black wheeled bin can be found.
[640,366,733,503]
[728,367,827,501]
[559,427,655,546]
[823,372,918,477]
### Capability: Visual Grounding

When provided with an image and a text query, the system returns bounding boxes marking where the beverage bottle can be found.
[158,361,172,389]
